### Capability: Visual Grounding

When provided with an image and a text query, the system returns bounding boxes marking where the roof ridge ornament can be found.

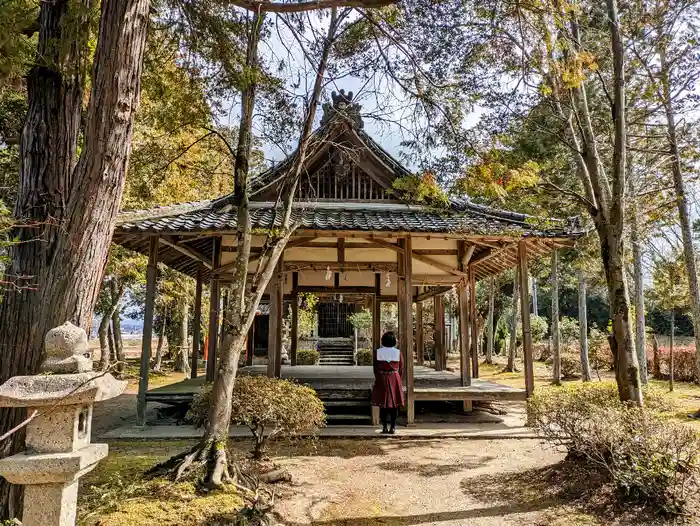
[321,89,364,129]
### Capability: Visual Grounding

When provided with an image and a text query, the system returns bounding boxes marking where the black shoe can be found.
[389,428,396,435]
[380,427,389,434]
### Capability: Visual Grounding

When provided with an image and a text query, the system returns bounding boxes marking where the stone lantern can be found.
[0,322,126,526]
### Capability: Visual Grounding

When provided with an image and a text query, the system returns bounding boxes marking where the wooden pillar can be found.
[373,273,381,351]
[246,320,255,367]
[416,301,424,366]
[191,262,203,379]
[267,257,283,378]
[458,279,472,386]
[137,236,158,426]
[206,237,222,382]
[519,240,535,396]
[291,272,299,366]
[434,294,445,371]
[399,237,415,425]
[469,269,479,378]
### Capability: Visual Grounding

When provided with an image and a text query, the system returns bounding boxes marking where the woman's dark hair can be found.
[381,332,397,348]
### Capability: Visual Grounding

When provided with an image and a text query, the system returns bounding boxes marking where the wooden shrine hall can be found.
[113,90,583,426]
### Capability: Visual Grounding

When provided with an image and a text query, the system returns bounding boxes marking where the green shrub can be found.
[356,348,372,366]
[530,315,549,343]
[589,328,613,371]
[296,348,320,365]
[546,353,581,379]
[187,376,326,459]
[559,317,579,348]
[527,383,693,515]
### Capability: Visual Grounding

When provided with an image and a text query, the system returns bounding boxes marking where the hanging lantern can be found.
[325,265,332,281]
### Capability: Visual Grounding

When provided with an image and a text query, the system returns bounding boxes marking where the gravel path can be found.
[273,438,566,526]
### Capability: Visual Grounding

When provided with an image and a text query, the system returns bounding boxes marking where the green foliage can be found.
[589,328,613,371]
[356,348,373,366]
[297,293,318,338]
[389,172,449,208]
[529,315,548,343]
[528,383,696,515]
[0,0,37,85]
[546,352,581,379]
[187,377,325,459]
[454,152,541,201]
[559,317,580,346]
[296,348,320,365]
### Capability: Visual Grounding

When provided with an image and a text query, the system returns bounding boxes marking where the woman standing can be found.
[372,331,404,434]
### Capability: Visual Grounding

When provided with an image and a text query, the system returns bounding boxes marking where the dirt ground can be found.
[271,438,568,526]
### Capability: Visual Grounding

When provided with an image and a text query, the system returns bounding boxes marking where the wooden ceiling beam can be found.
[160,236,212,270]
[411,251,466,277]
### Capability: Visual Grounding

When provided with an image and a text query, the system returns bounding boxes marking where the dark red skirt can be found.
[372,363,405,408]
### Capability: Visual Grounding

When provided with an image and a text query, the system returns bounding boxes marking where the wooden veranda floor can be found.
[146,365,527,404]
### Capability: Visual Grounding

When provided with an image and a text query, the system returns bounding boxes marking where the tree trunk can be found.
[531,276,538,316]
[670,310,675,393]
[658,47,700,383]
[153,323,166,373]
[175,300,190,374]
[110,279,125,373]
[630,175,647,384]
[652,333,661,379]
[0,0,150,517]
[107,322,116,370]
[506,273,519,372]
[486,277,495,365]
[98,314,111,371]
[551,250,561,385]
[578,269,591,382]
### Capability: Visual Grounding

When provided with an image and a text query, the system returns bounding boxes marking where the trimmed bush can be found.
[546,352,581,379]
[527,383,695,515]
[356,348,372,366]
[187,376,326,459]
[589,328,613,371]
[648,345,695,382]
[296,348,320,365]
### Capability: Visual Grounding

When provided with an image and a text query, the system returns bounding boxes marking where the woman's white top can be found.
[376,346,401,362]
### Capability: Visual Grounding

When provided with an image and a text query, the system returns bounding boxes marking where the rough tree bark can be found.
[578,268,591,381]
[658,46,700,382]
[506,273,519,373]
[98,313,112,371]
[630,179,647,384]
[551,250,561,385]
[174,300,190,374]
[110,279,125,373]
[0,0,150,515]
[153,320,167,373]
[486,277,495,364]
[148,8,345,489]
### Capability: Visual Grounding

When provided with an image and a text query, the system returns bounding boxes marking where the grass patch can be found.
[78,441,243,526]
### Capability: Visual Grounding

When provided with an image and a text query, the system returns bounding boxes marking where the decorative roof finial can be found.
[321,88,363,129]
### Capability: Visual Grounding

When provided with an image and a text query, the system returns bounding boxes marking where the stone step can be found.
[322,400,369,407]
[326,413,372,422]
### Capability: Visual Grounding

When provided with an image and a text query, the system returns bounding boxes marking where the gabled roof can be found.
[112,89,583,282]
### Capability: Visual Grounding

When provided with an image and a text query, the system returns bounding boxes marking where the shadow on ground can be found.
[377,454,496,478]
[262,438,448,460]
[461,459,664,525]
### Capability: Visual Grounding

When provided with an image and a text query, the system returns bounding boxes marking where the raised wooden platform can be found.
[146,365,526,404]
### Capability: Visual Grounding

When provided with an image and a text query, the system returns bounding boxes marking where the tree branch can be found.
[230,0,397,13]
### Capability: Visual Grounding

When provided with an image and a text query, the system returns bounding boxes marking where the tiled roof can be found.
[116,200,578,237]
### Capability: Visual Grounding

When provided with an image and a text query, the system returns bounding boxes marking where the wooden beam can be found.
[411,251,467,277]
[294,285,377,294]
[267,257,283,378]
[191,262,203,379]
[284,262,399,273]
[137,236,159,426]
[416,302,424,366]
[160,236,212,269]
[434,294,445,371]
[458,241,476,268]
[291,272,299,366]
[206,237,222,381]
[246,318,255,366]
[373,273,381,352]
[470,269,479,379]
[337,238,345,263]
[414,249,458,256]
[413,275,462,284]
[415,286,453,302]
[458,279,472,386]
[366,237,403,253]
[519,241,535,397]
[401,237,415,425]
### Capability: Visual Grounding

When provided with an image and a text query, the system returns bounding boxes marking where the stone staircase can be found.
[318,338,355,366]
[315,387,372,424]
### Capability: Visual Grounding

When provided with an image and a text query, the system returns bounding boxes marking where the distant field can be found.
[89,336,152,359]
